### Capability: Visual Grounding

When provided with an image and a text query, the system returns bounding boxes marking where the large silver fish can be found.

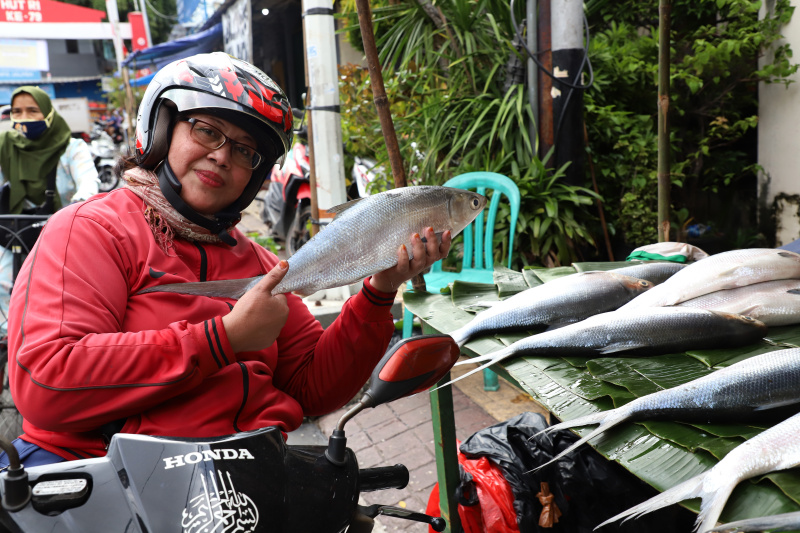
[709,511,800,532]
[448,271,653,347]
[596,410,800,533]
[532,348,800,471]
[442,308,767,388]
[138,186,487,297]
[678,279,800,327]
[618,249,800,310]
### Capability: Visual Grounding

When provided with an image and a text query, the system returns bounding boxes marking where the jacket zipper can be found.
[233,362,249,433]
[193,242,208,281]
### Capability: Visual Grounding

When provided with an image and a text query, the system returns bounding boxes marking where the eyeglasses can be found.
[179,117,263,170]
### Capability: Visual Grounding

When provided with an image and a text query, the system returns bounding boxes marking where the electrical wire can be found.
[142,0,179,21]
[509,0,594,153]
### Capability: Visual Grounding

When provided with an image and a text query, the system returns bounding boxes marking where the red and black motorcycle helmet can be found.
[135,52,293,244]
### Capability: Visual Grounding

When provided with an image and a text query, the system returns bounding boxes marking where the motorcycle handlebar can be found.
[358,464,409,493]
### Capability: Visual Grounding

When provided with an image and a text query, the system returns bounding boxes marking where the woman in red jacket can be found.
[3,52,451,467]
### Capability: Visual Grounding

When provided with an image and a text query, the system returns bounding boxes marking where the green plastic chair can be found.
[402,172,521,390]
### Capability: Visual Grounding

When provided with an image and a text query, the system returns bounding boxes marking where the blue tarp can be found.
[130,72,155,87]
[122,23,223,72]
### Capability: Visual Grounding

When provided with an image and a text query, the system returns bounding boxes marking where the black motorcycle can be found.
[0,334,460,532]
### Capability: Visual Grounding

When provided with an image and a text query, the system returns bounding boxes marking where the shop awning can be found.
[121,23,222,72]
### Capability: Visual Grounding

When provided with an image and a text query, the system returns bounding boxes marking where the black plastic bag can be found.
[460,412,696,533]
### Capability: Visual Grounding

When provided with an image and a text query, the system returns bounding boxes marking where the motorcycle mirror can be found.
[364,334,460,406]
[292,108,305,120]
[325,334,459,466]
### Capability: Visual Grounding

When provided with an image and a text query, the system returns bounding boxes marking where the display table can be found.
[404,262,800,533]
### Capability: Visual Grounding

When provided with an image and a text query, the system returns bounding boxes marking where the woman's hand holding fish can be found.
[223,261,291,353]
[370,227,452,293]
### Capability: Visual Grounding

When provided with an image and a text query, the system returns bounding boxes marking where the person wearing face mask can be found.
[1,52,452,468]
[0,86,99,213]
[0,87,100,334]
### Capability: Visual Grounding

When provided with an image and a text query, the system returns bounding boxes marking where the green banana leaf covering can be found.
[402,261,800,524]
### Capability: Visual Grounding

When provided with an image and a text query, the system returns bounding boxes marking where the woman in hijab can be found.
[0,86,100,331]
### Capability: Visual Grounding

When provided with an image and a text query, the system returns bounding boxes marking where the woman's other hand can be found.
[370,227,452,293]
[223,261,290,353]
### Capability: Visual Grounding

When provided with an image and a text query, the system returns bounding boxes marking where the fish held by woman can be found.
[531,347,800,472]
[442,307,767,389]
[595,410,800,533]
[138,186,487,298]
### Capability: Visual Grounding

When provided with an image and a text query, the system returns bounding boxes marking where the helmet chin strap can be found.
[156,160,240,246]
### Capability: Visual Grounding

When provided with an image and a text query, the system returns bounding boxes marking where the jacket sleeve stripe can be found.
[211,319,229,365]
[204,320,224,369]
[362,283,395,306]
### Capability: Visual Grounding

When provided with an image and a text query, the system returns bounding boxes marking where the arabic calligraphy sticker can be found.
[181,470,259,533]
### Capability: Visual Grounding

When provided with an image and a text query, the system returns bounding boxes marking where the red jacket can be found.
[8,188,396,460]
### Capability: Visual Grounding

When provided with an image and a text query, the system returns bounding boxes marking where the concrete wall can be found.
[759,0,800,246]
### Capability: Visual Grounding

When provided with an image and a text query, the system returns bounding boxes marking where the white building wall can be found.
[760,0,800,246]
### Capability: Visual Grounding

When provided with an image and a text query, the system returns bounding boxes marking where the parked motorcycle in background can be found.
[86,121,121,193]
[259,109,312,257]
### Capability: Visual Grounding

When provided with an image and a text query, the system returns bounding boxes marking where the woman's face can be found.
[11,93,44,121]
[167,113,257,216]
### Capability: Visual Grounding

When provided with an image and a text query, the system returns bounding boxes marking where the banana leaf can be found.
[403,271,800,524]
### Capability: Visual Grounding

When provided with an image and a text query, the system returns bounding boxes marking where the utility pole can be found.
[550,0,584,186]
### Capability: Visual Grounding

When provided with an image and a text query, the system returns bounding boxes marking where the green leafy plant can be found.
[337,0,598,267]
[584,0,797,250]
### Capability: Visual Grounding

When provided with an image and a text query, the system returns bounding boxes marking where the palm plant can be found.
[338,0,600,267]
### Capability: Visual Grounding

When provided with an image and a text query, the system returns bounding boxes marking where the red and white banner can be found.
[128,11,149,51]
[0,0,106,23]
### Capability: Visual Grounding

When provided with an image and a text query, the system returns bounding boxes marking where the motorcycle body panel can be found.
[0,427,358,533]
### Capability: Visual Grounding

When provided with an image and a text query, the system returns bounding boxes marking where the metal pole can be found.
[657,0,671,242]
[353,0,427,292]
[353,0,407,190]
[537,0,553,162]
[301,0,319,238]
[526,0,538,148]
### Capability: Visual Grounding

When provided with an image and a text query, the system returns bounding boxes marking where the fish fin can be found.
[594,474,707,530]
[136,278,257,299]
[448,328,469,348]
[598,342,648,355]
[778,251,800,260]
[326,197,365,217]
[432,351,510,390]
[696,479,740,533]
[787,289,800,296]
[528,409,630,473]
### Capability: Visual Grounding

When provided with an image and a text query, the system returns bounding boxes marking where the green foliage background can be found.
[338,0,796,266]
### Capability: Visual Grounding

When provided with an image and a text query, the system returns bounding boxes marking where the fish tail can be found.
[707,511,800,532]
[528,409,630,473]
[594,474,706,530]
[696,480,738,533]
[448,327,470,348]
[431,351,510,391]
[453,351,503,366]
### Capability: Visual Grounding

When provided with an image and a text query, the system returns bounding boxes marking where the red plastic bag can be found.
[426,447,520,533]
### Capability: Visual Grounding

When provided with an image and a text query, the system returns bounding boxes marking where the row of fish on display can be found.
[441,247,800,532]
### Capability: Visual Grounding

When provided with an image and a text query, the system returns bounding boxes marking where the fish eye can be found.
[639,281,649,287]
[471,198,480,208]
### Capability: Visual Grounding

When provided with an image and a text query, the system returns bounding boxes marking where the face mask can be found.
[13,120,48,140]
